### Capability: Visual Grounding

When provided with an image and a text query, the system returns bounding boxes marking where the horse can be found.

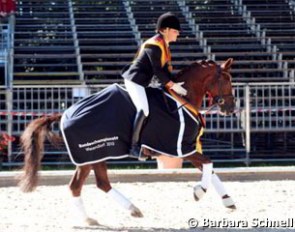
[18,58,236,226]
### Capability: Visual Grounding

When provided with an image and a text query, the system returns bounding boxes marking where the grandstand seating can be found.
[242,0,295,69]
[10,0,295,84]
[2,0,295,164]
[184,0,289,81]
[73,0,138,83]
[13,0,80,83]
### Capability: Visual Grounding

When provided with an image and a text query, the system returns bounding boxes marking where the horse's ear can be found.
[221,58,233,70]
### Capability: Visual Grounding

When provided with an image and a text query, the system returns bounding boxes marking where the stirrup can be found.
[129,146,147,161]
[222,196,236,209]
[193,184,206,201]
[129,145,140,157]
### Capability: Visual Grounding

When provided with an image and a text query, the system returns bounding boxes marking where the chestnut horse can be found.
[19,58,236,226]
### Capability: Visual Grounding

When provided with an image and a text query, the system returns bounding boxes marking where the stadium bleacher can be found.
[73,0,138,82]
[1,0,295,165]
[13,0,80,84]
[185,0,289,81]
[242,0,295,70]
[9,0,295,84]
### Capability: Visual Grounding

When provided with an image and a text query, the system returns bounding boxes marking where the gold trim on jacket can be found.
[134,34,173,72]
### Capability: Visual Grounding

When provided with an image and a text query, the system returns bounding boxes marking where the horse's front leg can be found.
[184,153,236,209]
[184,153,212,200]
[69,165,99,226]
[92,162,143,218]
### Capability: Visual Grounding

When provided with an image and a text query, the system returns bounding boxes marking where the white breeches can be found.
[124,79,149,116]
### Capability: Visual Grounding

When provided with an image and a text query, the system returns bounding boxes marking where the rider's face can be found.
[163,28,180,43]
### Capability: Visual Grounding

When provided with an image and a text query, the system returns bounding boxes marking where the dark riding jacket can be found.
[122,34,173,87]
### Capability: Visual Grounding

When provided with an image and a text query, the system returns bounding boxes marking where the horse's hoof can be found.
[130,205,144,218]
[227,205,237,210]
[193,184,206,201]
[222,196,236,210]
[85,217,99,226]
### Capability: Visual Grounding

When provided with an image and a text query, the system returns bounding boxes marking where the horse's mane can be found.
[175,60,217,79]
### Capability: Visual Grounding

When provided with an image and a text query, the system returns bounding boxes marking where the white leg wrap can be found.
[201,163,213,189]
[223,197,235,208]
[212,173,228,197]
[108,188,132,210]
[193,185,206,200]
[71,196,88,221]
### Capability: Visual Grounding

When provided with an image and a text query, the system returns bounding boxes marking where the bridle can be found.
[208,65,234,108]
[163,62,234,118]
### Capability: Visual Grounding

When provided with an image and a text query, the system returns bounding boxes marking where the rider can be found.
[122,12,187,159]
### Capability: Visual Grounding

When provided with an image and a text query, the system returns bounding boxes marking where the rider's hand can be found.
[167,81,187,96]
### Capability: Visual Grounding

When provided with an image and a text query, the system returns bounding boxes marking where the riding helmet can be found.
[156,12,181,31]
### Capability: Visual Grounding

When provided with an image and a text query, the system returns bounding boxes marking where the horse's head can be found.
[176,58,235,116]
[205,58,235,115]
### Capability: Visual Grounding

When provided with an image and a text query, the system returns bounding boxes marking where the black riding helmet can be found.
[156,12,181,32]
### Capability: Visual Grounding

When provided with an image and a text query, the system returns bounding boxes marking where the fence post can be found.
[68,0,84,81]
[6,89,13,163]
[7,15,14,89]
[244,85,251,166]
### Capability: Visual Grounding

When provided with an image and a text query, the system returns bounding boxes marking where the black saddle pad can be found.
[61,84,201,165]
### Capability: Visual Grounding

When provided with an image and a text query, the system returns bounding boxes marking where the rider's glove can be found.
[166,81,187,96]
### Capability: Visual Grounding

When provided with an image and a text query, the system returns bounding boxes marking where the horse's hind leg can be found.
[184,153,236,209]
[211,172,236,209]
[69,165,99,226]
[92,162,143,218]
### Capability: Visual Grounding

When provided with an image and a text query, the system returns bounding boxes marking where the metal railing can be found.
[1,83,295,166]
[0,23,9,85]
[0,25,8,51]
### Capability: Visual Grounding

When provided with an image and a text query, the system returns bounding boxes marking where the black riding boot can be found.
[129,110,147,159]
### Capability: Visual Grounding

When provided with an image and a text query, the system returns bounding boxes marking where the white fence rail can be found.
[1,83,295,165]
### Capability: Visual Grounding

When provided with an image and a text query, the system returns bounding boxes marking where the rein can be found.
[161,89,187,114]
[162,88,206,127]
[205,65,223,114]
[162,63,232,121]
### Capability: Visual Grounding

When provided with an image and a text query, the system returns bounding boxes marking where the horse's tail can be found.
[18,114,62,192]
